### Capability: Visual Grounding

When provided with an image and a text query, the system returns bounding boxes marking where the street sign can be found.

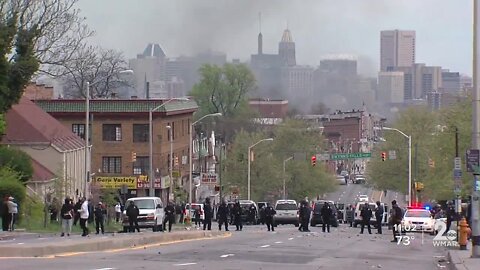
[454,157,461,170]
[466,149,480,173]
[388,150,396,160]
[316,153,330,161]
[330,152,372,160]
[453,169,463,179]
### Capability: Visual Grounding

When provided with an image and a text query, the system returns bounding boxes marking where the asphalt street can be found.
[324,182,405,207]
[1,223,449,270]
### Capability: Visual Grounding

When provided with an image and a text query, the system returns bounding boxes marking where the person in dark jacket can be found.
[163,201,175,232]
[390,200,403,242]
[228,203,235,225]
[126,201,140,233]
[73,199,82,226]
[345,205,354,227]
[320,202,333,233]
[217,201,229,231]
[264,203,276,232]
[375,201,384,234]
[300,201,311,232]
[360,202,372,234]
[60,198,74,237]
[87,199,94,224]
[248,204,257,225]
[94,202,106,234]
[446,201,456,233]
[203,198,213,231]
[298,202,305,231]
[1,195,10,231]
[233,202,243,231]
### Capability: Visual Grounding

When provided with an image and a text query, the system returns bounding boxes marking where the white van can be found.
[122,197,165,232]
[353,202,388,227]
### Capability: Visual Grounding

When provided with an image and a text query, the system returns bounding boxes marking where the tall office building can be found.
[377,71,404,104]
[279,29,296,66]
[441,70,461,95]
[129,43,167,98]
[380,30,416,71]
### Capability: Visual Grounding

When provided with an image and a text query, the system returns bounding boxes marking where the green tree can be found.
[367,107,438,194]
[0,167,26,204]
[0,146,33,183]
[223,120,335,202]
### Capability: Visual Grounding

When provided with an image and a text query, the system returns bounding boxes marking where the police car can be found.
[401,207,435,234]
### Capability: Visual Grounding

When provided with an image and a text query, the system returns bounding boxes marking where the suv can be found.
[273,199,299,227]
[353,175,366,184]
[122,197,164,232]
[353,202,387,227]
[311,200,339,227]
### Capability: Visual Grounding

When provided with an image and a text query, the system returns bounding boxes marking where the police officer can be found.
[320,202,333,233]
[375,201,384,234]
[446,201,456,233]
[390,200,403,242]
[217,201,229,231]
[300,200,311,232]
[248,203,257,225]
[94,202,106,234]
[360,202,372,234]
[126,201,140,233]
[298,202,305,231]
[203,198,213,231]
[233,202,243,231]
[163,201,175,232]
[346,205,354,227]
[264,203,276,232]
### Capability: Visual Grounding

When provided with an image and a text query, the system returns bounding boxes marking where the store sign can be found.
[95,176,137,189]
[136,175,161,189]
[201,173,218,184]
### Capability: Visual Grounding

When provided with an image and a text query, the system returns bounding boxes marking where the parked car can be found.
[273,199,299,227]
[353,202,388,227]
[186,203,205,222]
[358,195,369,202]
[336,175,347,185]
[122,197,164,232]
[353,175,366,184]
[310,200,339,227]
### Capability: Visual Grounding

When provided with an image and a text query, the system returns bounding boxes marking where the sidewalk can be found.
[0,230,229,257]
[448,243,480,270]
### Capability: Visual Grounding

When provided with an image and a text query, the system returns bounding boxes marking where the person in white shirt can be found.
[7,197,18,231]
[78,197,89,236]
[115,202,122,223]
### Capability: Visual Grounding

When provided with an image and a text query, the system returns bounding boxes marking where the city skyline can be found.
[77,0,472,76]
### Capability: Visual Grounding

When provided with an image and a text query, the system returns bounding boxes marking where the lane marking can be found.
[220,254,234,258]
[260,244,270,248]
[17,243,24,245]
[174,263,197,266]
[288,237,294,240]
[93,268,116,270]
[274,241,283,244]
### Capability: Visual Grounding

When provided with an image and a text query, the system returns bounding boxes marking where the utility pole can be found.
[472,0,480,257]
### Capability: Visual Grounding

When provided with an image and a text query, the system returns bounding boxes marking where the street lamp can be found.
[149,97,189,197]
[166,125,173,201]
[248,138,274,200]
[375,126,412,207]
[283,156,293,200]
[85,69,133,199]
[188,113,222,213]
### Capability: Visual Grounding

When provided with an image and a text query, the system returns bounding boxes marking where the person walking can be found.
[7,197,18,231]
[264,203,276,232]
[114,202,122,223]
[217,201,229,231]
[375,201,384,234]
[320,202,333,233]
[233,202,243,231]
[78,197,90,237]
[345,205,354,227]
[60,198,74,237]
[126,201,140,233]
[298,202,305,231]
[360,202,372,234]
[203,198,213,231]
[390,200,403,242]
[94,202,106,234]
[73,199,82,226]
[163,201,175,232]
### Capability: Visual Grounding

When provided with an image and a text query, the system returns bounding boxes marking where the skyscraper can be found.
[129,43,167,98]
[380,30,416,71]
[279,29,296,66]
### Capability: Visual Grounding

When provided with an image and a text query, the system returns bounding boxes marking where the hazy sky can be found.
[76,0,472,76]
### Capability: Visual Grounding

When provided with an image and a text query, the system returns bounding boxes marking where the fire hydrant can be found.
[458,217,471,250]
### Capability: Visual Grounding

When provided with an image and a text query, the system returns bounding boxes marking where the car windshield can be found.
[405,210,431,218]
[131,199,155,209]
[276,203,297,210]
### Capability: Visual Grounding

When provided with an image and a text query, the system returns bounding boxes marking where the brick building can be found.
[23,82,54,100]
[35,99,197,203]
[249,99,288,125]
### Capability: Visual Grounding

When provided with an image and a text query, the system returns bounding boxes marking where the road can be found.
[1,224,449,270]
[325,182,406,207]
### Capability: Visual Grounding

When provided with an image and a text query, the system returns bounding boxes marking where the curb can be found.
[448,250,469,270]
[0,231,229,258]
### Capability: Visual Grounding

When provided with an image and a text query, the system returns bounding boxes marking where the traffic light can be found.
[381,152,386,161]
[174,156,179,167]
[131,151,137,162]
[311,155,317,167]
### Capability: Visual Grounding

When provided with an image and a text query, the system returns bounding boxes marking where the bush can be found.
[0,146,33,183]
[0,167,26,203]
